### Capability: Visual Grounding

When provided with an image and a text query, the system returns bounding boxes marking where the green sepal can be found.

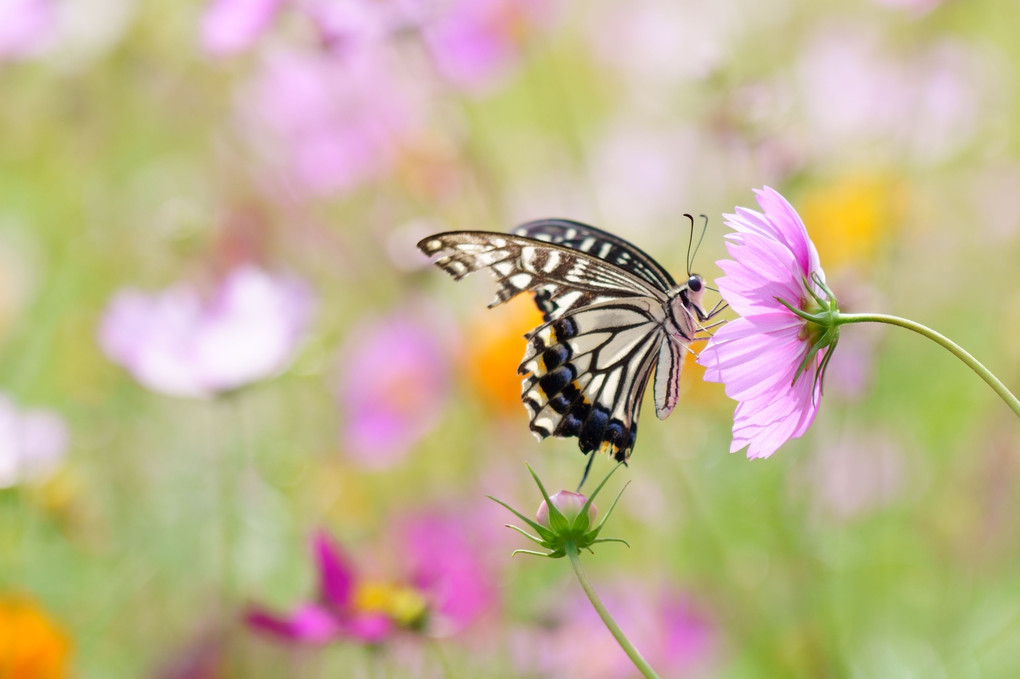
[487,495,556,543]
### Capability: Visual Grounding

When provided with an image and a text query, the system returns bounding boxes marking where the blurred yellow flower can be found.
[0,596,70,679]
[465,296,545,415]
[798,175,905,271]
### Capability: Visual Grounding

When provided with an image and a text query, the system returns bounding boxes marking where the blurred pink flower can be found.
[796,29,985,163]
[0,394,67,488]
[0,0,55,60]
[803,432,908,520]
[336,312,449,469]
[99,266,314,398]
[248,521,496,645]
[399,512,498,636]
[247,531,395,644]
[241,48,422,196]
[200,0,287,56]
[419,0,519,90]
[518,582,718,678]
[698,187,833,459]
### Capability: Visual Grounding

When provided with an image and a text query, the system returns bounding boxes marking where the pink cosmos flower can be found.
[248,521,496,644]
[0,394,68,488]
[336,310,450,469]
[99,266,314,398]
[246,531,395,644]
[697,187,837,459]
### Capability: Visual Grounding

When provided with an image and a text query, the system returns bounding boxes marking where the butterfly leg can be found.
[576,452,597,492]
[705,299,729,319]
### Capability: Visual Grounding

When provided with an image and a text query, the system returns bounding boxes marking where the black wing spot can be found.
[559,410,585,438]
[539,365,576,398]
[549,393,572,414]
[542,344,570,371]
[553,317,578,341]
[579,405,610,452]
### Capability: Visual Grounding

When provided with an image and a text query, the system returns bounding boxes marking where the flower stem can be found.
[566,544,661,679]
[837,313,1020,419]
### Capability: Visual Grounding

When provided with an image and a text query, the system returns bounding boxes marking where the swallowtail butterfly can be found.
[418,219,721,477]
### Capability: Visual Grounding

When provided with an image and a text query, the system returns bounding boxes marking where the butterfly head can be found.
[683,274,710,321]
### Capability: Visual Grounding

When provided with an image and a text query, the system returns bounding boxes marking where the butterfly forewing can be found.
[418,232,665,319]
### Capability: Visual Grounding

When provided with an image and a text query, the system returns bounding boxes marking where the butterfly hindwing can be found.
[518,297,669,461]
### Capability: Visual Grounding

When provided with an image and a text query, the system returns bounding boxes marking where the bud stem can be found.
[837,312,1020,419]
[565,543,661,679]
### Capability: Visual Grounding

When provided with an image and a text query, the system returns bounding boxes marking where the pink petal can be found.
[245,603,341,643]
[313,531,355,608]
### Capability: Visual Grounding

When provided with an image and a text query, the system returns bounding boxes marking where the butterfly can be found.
[418,218,723,482]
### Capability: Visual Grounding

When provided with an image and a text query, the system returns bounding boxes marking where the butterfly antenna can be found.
[683,213,696,275]
[691,214,709,270]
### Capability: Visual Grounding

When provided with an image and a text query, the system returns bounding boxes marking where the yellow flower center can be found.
[353,581,428,628]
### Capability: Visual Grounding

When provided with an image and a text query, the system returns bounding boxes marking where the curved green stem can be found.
[837,313,1020,419]
[566,544,661,679]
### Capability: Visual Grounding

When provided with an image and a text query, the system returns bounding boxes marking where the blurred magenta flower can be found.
[0,394,67,489]
[247,531,399,644]
[99,266,314,398]
[241,48,422,196]
[336,310,449,469]
[249,520,495,644]
[0,0,55,60]
[200,0,286,56]
[698,187,837,459]
[399,512,499,636]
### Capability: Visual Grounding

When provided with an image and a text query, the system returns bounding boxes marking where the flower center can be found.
[353,581,428,628]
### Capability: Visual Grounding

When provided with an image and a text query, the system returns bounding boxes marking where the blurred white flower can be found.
[99,266,315,398]
[0,394,68,488]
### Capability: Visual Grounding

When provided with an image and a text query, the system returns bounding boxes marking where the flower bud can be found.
[537,490,597,530]
[490,463,628,559]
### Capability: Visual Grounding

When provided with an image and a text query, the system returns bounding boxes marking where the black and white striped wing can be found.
[417,232,666,320]
[513,220,676,319]
[518,297,670,462]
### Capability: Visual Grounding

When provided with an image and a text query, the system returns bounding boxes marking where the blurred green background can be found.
[3,0,1020,677]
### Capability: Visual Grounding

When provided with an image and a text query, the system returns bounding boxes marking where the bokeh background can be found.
[4,0,1020,676]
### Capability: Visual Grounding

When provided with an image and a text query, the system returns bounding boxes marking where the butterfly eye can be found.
[687,275,703,292]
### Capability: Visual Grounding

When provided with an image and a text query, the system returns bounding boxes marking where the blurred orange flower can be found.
[465,296,545,415]
[0,596,70,679]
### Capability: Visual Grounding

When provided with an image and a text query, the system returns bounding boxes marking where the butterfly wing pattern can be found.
[418,224,710,463]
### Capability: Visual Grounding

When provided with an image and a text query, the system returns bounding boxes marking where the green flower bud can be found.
[490,463,629,559]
